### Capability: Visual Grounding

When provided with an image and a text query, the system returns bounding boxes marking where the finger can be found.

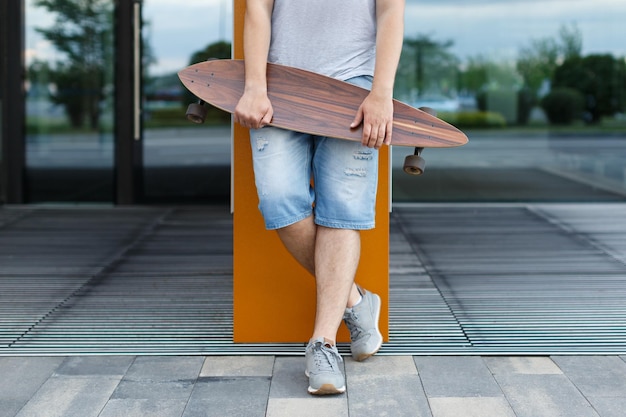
[364,122,382,148]
[260,108,273,127]
[367,131,383,149]
[383,122,393,145]
[375,126,386,149]
[351,108,364,129]
[361,123,373,147]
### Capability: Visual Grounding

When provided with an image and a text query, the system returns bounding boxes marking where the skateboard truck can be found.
[403,146,425,175]
[186,99,207,124]
[186,58,221,124]
[402,107,437,176]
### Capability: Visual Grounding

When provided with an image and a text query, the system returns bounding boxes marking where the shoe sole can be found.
[353,293,383,362]
[305,370,346,395]
[308,383,346,395]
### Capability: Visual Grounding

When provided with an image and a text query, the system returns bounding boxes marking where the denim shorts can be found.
[249,75,378,230]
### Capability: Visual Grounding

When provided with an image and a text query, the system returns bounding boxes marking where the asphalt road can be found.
[25,126,626,202]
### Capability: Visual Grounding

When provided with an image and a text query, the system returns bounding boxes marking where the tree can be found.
[516,24,582,96]
[188,41,232,66]
[31,0,114,129]
[461,56,522,93]
[558,24,584,61]
[458,56,526,124]
[541,87,584,125]
[398,35,458,100]
[553,54,626,123]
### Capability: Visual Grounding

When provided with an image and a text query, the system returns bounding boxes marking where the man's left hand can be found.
[350,92,394,150]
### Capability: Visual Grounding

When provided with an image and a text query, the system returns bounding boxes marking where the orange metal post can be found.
[232,0,389,343]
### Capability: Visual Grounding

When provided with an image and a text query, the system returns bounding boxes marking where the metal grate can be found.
[391,204,626,354]
[1,204,625,355]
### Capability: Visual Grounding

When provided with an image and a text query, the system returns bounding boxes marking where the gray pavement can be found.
[2,204,626,417]
[2,354,626,417]
[26,127,626,196]
[2,201,626,415]
[26,127,626,204]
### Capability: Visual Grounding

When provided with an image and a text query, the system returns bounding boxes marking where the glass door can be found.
[24,0,115,202]
[141,0,232,203]
[22,0,233,204]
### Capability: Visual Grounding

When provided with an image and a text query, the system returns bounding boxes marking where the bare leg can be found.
[311,226,361,342]
[276,218,363,339]
[276,216,316,275]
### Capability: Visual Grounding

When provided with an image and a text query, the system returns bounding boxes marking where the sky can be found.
[25,0,626,76]
[403,0,626,61]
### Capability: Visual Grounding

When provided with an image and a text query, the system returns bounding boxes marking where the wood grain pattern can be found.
[179,59,468,148]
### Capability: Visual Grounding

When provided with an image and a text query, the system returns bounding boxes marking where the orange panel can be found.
[233,0,389,343]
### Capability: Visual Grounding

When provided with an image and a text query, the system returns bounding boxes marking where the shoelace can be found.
[311,342,341,372]
[344,310,362,340]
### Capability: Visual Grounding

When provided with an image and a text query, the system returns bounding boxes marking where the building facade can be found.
[1,1,625,205]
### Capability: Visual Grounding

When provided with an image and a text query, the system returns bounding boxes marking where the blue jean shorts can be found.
[249,75,378,230]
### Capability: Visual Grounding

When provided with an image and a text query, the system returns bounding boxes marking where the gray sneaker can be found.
[305,338,346,395]
[343,287,383,361]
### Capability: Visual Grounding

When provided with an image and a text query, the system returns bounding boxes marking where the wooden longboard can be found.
[178,59,468,149]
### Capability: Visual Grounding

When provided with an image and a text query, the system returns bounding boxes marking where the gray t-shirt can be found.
[268,0,377,81]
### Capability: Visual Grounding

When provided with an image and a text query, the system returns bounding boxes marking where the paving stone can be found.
[492,373,599,417]
[428,397,516,417]
[14,375,121,417]
[346,357,432,417]
[484,356,562,375]
[54,356,134,376]
[413,356,503,397]
[111,380,196,401]
[123,356,204,382]
[552,356,626,397]
[266,398,348,417]
[98,399,188,417]
[183,377,270,417]
[109,356,202,402]
[269,357,321,398]
[200,355,274,377]
[0,357,64,417]
[346,355,418,377]
[585,395,626,417]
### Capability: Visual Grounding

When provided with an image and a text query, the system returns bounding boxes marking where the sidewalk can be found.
[1,203,626,416]
[2,354,626,417]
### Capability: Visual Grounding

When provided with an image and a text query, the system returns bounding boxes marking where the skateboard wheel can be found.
[403,154,426,176]
[186,102,207,124]
[418,106,437,117]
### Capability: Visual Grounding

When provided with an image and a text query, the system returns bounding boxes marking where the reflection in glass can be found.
[142,1,232,203]
[18,0,626,203]
[392,2,626,202]
[25,0,115,202]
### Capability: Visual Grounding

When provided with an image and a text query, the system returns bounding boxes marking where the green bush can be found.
[553,54,626,123]
[540,87,584,125]
[441,111,507,128]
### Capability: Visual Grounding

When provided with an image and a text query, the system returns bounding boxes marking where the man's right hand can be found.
[234,89,274,129]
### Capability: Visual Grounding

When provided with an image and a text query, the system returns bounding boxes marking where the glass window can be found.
[142,0,232,203]
[392,0,626,202]
[19,0,626,204]
[24,0,115,202]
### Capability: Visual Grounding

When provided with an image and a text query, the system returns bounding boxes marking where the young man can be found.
[234,0,405,395]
